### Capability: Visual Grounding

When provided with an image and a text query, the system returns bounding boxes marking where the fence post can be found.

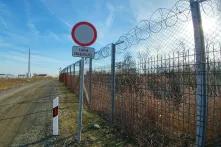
[64,67,67,86]
[72,64,74,91]
[89,58,93,106]
[70,66,71,88]
[73,64,76,92]
[66,68,68,86]
[70,65,72,89]
[67,67,69,87]
[190,1,207,146]
[111,43,116,123]
[73,63,75,75]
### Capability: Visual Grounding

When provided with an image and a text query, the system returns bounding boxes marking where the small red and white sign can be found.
[53,97,59,135]
[71,21,97,47]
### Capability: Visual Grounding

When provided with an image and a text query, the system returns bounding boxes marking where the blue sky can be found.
[0,0,174,76]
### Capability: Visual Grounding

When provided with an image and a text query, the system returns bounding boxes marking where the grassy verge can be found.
[57,82,136,147]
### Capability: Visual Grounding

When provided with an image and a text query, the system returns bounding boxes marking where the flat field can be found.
[0,78,52,92]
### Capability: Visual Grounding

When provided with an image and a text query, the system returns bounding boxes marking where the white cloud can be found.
[0,48,70,75]
[40,0,73,28]
[96,2,116,44]
[27,22,40,35]
[1,49,60,64]
[0,17,8,29]
[106,3,115,28]
[129,0,175,22]
[0,3,9,29]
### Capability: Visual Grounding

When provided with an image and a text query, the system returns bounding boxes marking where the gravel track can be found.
[0,79,59,147]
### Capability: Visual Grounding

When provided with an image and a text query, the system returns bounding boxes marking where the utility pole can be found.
[28,48,31,78]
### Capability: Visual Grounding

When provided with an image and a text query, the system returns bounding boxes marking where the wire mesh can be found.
[59,0,221,146]
[89,64,112,120]
[202,0,221,145]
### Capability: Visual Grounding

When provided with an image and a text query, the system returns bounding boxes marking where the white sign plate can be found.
[72,46,95,58]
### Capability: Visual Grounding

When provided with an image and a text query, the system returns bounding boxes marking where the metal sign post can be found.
[77,57,84,142]
[71,21,97,143]
[89,58,92,106]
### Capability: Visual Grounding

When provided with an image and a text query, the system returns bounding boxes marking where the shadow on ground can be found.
[18,135,79,147]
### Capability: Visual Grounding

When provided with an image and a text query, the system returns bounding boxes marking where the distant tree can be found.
[116,53,137,93]
[116,53,136,74]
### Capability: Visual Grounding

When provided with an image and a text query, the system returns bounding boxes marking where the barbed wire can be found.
[78,0,220,65]
[94,0,220,60]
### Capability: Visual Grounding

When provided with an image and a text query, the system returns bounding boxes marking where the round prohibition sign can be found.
[71,22,97,46]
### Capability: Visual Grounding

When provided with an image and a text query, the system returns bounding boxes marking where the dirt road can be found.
[0,79,58,146]
[0,79,135,147]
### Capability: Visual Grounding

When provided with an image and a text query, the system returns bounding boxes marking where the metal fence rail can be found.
[114,49,221,146]
[59,0,221,146]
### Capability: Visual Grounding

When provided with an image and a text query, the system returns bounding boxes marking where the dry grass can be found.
[0,78,53,92]
[89,73,221,146]
[57,81,136,146]
[0,78,30,91]
[59,69,221,146]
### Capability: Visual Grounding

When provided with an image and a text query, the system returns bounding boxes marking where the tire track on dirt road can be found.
[0,79,59,146]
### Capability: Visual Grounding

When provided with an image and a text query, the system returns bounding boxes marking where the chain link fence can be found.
[59,0,221,146]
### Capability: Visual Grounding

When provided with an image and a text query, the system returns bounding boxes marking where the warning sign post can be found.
[71,21,97,143]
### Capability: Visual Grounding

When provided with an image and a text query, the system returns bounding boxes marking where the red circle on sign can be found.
[71,21,97,46]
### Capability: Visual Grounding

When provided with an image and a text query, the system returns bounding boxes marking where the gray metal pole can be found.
[65,68,67,86]
[70,66,72,88]
[111,43,116,123]
[72,64,74,90]
[73,63,75,75]
[89,58,93,106]
[28,48,31,78]
[190,1,207,146]
[77,58,84,142]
